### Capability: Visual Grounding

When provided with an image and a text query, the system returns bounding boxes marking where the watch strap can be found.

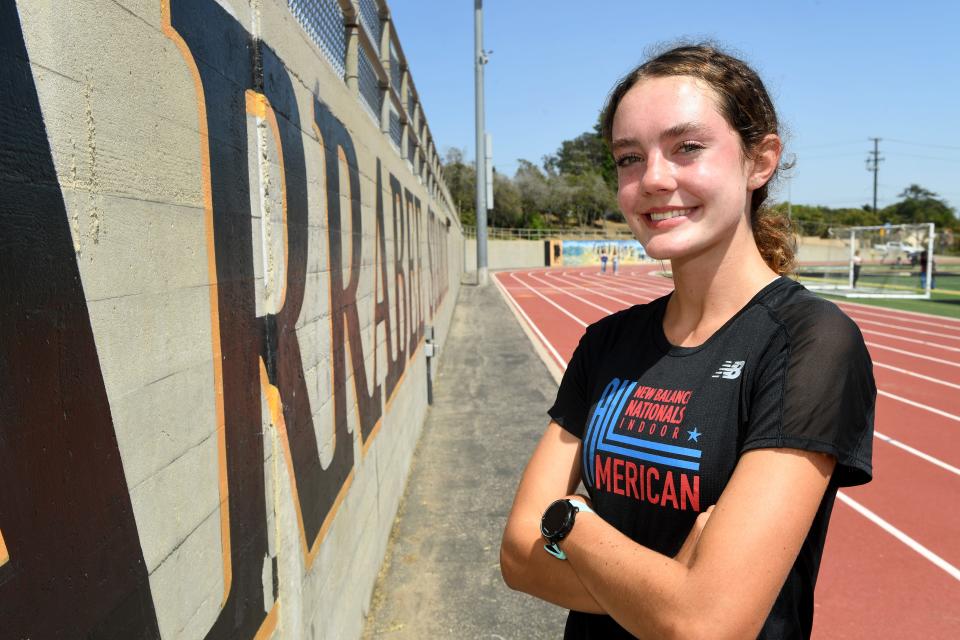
[568,499,593,515]
[543,542,567,560]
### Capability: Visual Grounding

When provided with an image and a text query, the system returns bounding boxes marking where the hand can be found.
[673,505,715,567]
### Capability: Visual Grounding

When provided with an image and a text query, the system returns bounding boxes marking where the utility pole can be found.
[474,0,489,285]
[866,138,883,214]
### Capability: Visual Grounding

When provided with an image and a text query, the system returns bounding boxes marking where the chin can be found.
[641,239,687,261]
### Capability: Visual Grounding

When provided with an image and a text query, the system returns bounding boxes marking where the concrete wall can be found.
[0,1,462,638]
[462,236,859,271]
[464,238,546,270]
[796,236,850,264]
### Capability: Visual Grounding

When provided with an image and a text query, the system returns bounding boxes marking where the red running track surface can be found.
[494,264,960,638]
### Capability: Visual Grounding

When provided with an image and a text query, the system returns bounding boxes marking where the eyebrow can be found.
[611,121,710,152]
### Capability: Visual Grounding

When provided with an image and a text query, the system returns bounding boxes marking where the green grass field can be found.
[817,273,960,319]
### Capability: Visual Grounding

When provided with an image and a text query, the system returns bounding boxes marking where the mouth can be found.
[641,207,698,225]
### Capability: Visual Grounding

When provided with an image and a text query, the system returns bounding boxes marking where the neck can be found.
[663,222,779,347]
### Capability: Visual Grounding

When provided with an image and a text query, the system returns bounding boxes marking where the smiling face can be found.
[611,75,762,263]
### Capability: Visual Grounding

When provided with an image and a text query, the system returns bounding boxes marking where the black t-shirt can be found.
[548,277,876,639]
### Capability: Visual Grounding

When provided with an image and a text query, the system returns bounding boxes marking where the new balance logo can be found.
[712,360,745,379]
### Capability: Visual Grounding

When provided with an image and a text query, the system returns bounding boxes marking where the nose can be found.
[640,152,676,195]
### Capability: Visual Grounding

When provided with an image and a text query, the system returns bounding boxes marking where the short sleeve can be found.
[742,304,876,486]
[548,332,592,439]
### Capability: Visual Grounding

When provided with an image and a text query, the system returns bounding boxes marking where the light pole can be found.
[474,0,488,285]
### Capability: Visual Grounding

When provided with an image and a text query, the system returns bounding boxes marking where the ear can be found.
[747,134,782,190]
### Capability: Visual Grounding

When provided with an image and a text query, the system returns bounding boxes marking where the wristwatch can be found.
[540,498,594,560]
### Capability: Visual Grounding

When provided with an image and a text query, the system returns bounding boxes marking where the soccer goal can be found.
[795,223,935,299]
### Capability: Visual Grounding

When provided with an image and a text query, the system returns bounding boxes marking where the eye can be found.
[615,153,644,168]
[677,141,705,154]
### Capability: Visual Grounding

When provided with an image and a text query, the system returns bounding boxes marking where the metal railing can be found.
[284,0,457,222]
[462,226,638,241]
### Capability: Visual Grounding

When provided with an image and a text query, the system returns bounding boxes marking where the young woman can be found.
[500,44,876,639]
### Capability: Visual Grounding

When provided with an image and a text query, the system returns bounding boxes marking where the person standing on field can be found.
[501,43,876,640]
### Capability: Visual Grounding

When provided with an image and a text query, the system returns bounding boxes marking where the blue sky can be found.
[388,0,960,210]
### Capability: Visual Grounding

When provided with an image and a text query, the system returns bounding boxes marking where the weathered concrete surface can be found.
[362,283,567,639]
[4,1,461,637]
[465,238,546,269]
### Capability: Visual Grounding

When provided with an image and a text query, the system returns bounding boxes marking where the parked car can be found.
[871,241,924,264]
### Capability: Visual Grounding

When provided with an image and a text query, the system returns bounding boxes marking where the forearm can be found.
[500,514,605,614]
[561,515,696,638]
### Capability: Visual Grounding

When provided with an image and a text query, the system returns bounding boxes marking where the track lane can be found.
[870,394,960,469]
[842,443,960,569]
[495,264,960,621]
[813,504,960,639]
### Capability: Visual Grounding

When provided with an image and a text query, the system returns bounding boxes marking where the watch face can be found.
[541,500,574,540]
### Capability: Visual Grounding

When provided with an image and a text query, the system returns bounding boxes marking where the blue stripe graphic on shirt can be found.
[599,395,701,472]
[595,380,635,463]
[603,432,702,458]
[583,380,617,479]
[583,378,702,481]
[583,378,632,485]
[595,442,702,471]
[582,379,616,482]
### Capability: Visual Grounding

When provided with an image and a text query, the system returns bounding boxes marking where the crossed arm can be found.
[500,422,835,639]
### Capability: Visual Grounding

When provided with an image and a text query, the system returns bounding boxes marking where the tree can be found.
[881,184,958,229]
[772,202,881,237]
[513,159,550,226]
[442,147,476,225]
[555,171,617,228]
[490,170,523,227]
[542,120,617,191]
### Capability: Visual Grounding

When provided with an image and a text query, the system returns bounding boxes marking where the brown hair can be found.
[601,44,796,274]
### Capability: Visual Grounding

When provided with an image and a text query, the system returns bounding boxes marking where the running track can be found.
[494,264,960,639]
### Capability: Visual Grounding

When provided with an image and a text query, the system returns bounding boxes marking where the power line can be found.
[886,138,960,151]
[885,152,960,163]
[798,151,867,160]
[793,140,864,151]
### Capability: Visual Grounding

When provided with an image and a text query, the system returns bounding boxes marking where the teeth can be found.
[650,209,691,222]
[649,208,692,221]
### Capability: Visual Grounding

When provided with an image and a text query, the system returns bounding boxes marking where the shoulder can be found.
[756,279,866,354]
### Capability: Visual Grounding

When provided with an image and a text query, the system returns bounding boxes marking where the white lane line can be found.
[837,301,960,329]
[509,272,588,327]
[873,362,960,390]
[859,327,960,354]
[555,270,654,303]
[836,491,960,582]
[554,271,650,307]
[879,390,960,423]
[866,341,960,369]
[574,270,673,300]
[875,430,960,477]
[850,316,960,342]
[492,274,568,369]
[527,272,615,315]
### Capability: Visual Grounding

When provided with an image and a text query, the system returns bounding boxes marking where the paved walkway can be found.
[362,281,567,639]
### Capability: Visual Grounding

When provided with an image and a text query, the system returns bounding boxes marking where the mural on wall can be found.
[0,0,453,637]
[561,239,648,266]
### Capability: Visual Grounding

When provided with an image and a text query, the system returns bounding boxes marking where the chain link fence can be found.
[288,0,346,78]
[284,0,455,218]
[462,226,637,241]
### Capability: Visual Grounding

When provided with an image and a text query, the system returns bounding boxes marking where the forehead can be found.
[611,75,728,139]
